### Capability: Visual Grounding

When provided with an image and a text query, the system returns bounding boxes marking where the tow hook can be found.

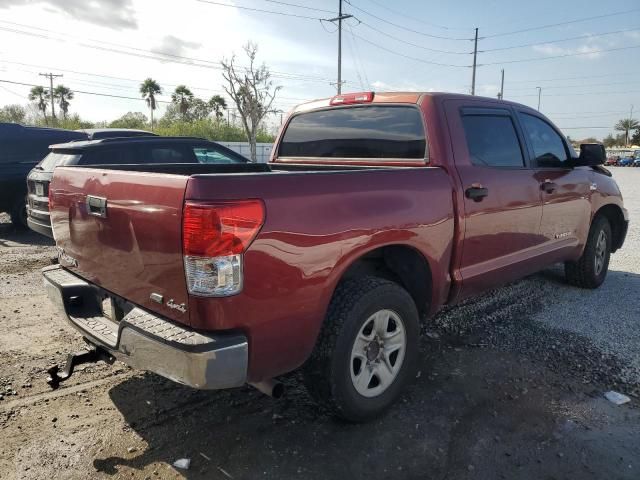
[46,346,115,389]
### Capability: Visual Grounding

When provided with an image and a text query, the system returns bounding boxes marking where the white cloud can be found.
[151,35,201,59]
[532,43,603,60]
[0,0,137,29]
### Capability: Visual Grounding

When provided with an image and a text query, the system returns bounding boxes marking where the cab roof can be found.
[291,91,535,114]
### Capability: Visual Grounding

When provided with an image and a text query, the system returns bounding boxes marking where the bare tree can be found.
[221,42,280,161]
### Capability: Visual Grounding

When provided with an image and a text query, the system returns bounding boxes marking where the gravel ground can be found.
[533,169,640,383]
[0,168,639,479]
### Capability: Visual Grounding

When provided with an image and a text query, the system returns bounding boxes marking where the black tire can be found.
[565,215,612,289]
[10,197,28,230]
[303,276,420,422]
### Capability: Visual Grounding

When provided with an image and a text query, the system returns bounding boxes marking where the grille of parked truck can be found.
[42,92,628,422]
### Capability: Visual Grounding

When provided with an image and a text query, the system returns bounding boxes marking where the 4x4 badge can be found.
[167,299,187,313]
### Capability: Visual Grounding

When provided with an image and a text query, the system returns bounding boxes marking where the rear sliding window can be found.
[279,105,426,159]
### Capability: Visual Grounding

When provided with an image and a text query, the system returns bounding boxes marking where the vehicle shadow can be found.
[0,221,55,247]
[93,335,639,480]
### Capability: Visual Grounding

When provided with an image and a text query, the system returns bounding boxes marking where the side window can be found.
[192,147,241,164]
[81,148,133,165]
[519,113,569,167]
[144,146,195,163]
[461,114,525,167]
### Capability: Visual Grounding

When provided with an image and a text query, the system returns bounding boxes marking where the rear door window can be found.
[279,105,426,159]
[461,113,525,168]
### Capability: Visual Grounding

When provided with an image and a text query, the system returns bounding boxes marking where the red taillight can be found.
[182,200,265,257]
[330,91,374,106]
[48,185,54,209]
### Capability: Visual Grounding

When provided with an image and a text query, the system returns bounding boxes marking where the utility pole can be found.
[39,72,62,119]
[471,28,478,96]
[497,69,504,100]
[536,87,542,111]
[326,0,352,94]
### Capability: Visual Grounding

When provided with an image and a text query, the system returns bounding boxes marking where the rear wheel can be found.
[565,215,611,289]
[303,276,419,422]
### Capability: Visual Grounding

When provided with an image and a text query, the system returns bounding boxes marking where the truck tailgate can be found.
[49,167,191,325]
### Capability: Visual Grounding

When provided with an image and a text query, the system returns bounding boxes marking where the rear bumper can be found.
[42,265,248,389]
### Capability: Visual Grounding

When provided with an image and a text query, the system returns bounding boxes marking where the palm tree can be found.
[171,85,194,119]
[209,94,227,120]
[615,118,640,146]
[28,86,49,122]
[140,78,162,130]
[53,85,74,119]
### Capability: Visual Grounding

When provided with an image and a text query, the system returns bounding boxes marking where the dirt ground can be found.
[1,170,639,480]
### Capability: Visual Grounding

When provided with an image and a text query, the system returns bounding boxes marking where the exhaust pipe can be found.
[250,379,284,398]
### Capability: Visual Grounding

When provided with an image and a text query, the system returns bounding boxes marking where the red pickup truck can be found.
[43,92,628,421]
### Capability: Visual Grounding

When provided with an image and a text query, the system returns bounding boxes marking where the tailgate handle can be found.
[86,195,107,218]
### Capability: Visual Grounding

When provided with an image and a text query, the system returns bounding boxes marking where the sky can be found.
[0,0,638,140]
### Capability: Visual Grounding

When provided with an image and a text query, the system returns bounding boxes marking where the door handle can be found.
[465,186,489,202]
[541,180,557,194]
[86,195,108,218]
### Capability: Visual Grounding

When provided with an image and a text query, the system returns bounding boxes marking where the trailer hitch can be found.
[46,346,115,389]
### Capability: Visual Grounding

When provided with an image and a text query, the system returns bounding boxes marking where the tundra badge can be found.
[56,247,78,268]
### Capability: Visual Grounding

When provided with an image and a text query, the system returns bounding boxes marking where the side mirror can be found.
[574,143,606,166]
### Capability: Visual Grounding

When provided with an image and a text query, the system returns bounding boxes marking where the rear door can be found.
[445,100,543,299]
[516,111,591,250]
[49,167,191,325]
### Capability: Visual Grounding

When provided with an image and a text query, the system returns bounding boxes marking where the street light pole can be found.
[497,69,504,100]
[536,87,542,111]
[471,28,478,96]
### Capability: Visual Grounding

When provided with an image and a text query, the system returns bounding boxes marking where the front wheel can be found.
[303,276,420,422]
[565,216,612,289]
[10,196,28,230]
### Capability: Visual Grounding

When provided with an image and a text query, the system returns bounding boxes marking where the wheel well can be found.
[340,245,432,316]
[595,204,626,252]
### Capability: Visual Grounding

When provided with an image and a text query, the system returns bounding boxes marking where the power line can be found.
[359,0,474,31]
[0,78,167,103]
[343,0,474,41]
[484,7,640,38]
[262,0,335,14]
[197,0,321,20]
[481,27,640,52]
[510,89,640,98]
[507,80,640,92]
[506,72,639,84]
[349,31,471,67]
[0,20,340,84]
[0,60,321,104]
[347,23,370,89]
[357,21,473,54]
[480,44,640,66]
[546,109,634,115]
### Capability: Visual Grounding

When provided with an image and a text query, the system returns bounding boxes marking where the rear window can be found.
[38,152,82,171]
[461,115,524,168]
[279,105,426,159]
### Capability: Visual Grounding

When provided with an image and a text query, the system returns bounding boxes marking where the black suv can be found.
[27,136,248,237]
[0,123,86,228]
